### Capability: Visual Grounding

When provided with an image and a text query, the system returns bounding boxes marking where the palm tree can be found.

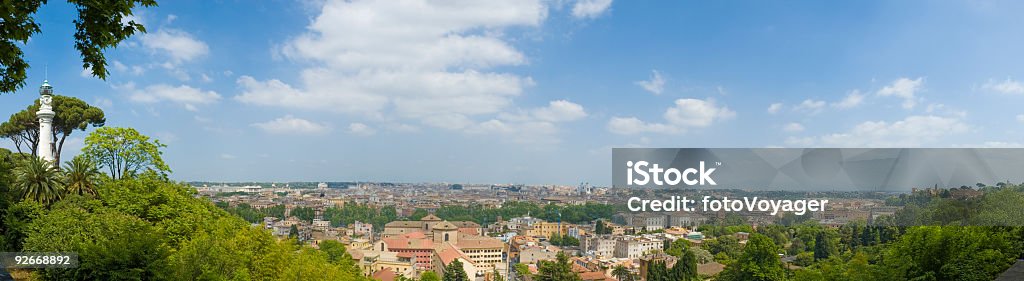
[14,157,64,204]
[612,265,631,281]
[63,156,100,197]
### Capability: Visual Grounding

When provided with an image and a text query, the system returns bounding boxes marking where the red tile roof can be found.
[372,269,398,281]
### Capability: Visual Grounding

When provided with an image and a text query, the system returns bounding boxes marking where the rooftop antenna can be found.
[44,64,48,80]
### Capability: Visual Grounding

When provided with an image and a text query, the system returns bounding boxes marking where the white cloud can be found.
[832,90,864,109]
[794,99,825,114]
[787,115,968,147]
[111,60,143,75]
[635,70,664,95]
[238,0,546,131]
[572,0,613,19]
[783,122,804,132]
[93,97,113,110]
[123,83,221,110]
[982,77,1024,94]
[925,103,967,118]
[529,100,587,122]
[220,153,236,160]
[877,77,924,109]
[478,100,587,143]
[141,29,209,63]
[468,119,559,144]
[348,123,377,137]
[607,98,734,135]
[767,103,783,114]
[251,115,329,135]
[1017,114,1024,123]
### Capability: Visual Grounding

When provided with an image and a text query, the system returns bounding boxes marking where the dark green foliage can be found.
[611,265,632,281]
[1,200,44,251]
[289,224,299,239]
[444,259,470,281]
[1,95,105,164]
[322,203,398,228]
[702,235,742,264]
[421,271,441,281]
[548,233,579,246]
[434,201,622,225]
[63,155,101,197]
[13,157,63,205]
[0,0,154,93]
[291,206,316,222]
[812,231,834,261]
[534,252,581,281]
[645,261,669,281]
[218,203,285,223]
[595,219,611,234]
[717,234,786,281]
[882,226,1021,281]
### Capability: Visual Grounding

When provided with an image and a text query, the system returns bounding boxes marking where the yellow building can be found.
[524,222,572,238]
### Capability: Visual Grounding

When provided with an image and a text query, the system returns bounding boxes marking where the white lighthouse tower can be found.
[36,80,55,164]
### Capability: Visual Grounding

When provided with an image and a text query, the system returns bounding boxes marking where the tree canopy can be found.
[0,0,155,93]
[0,95,105,163]
[534,252,581,281]
[82,127,169,180]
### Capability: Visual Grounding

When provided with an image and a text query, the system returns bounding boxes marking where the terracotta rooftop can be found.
[455,234,505,249]
[371,268,398,281]
[580,271,613,281]
[435,243,473,265]
[383,236,433,250]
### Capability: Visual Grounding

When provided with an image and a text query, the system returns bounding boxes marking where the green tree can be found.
[289,224,300,240]
[0,109,38,156]
[670,250,698,281]
[291,206,316,222]
[1,95,106,164]
[444,259,470,281]
[0,0,156,93]
[612,265,631,281]
[646,261,669,281]
[82,127,169,179]
[717,234,786,281]
[535,252,581,281]
[421,271,441,281]
[14,157,63,204]
[884,226,1020,281]
[514,263,531,280]
[703,235,742,264]
[813,231,833,261]
[665,238,690,257]
[1,200,44,251]
[63,155,101,197]
[595,219,611,235]
[690,247,713,264]
[319,239,361,274]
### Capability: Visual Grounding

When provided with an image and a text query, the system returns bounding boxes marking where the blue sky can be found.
[3,0,1024,185]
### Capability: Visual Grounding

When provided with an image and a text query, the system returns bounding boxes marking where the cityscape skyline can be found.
[3,0,1024,185]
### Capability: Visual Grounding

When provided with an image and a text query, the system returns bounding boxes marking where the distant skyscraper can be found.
[36,80,55,164]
